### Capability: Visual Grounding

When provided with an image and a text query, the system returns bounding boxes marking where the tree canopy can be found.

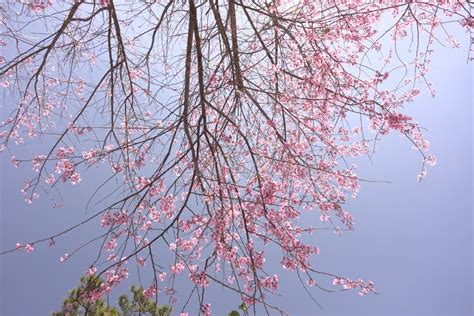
[1,0,472,314]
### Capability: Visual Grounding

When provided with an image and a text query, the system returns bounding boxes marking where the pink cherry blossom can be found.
[60,253,69,262]
[159,272,167,281]
[0,1,469,313]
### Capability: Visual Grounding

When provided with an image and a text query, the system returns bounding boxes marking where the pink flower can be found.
[425,155,437,167]
[45,174,55,185]
[60,253,69,262]
[202,303,211,316]
[170,262,185,275]
[306,279,316,287]
[32,155,47,172]
[24,244,34,253]
[320,213,329,222]
[189,271,209,287]
[129,69,142,81]
[135,176,151,190]
[86,267,97,276]
[143,285,157,299]
[11,156,20,167]
[70,172,81,185]
[160,195,176,219]
[104,239,118,251]
[159,272,167,281]
[15,243,34,253]
[261,274,279,291]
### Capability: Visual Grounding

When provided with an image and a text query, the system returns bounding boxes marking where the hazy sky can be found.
[1,11,472,316]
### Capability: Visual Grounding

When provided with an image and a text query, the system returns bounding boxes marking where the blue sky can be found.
[1,13,472,316]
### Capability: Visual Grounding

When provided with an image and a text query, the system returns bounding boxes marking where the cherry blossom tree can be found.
[0,0,472,315]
